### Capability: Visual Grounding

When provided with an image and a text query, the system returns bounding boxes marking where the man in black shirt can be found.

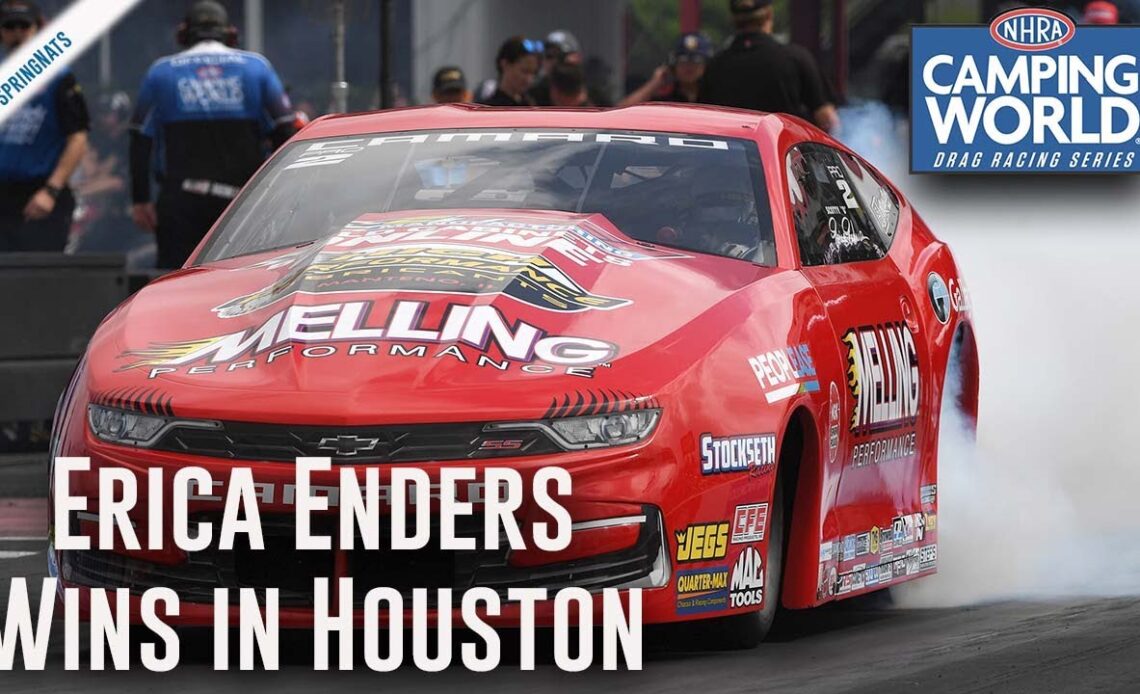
[0,0,89,252]
[129,1,295,268]
[700,0,840,133]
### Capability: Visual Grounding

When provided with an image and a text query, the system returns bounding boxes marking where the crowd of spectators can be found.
[6,0,1130,270]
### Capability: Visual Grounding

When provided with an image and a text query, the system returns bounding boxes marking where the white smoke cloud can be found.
[836,104,1140,605]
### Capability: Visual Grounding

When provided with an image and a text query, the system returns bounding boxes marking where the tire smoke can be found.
[836,103,1140,605]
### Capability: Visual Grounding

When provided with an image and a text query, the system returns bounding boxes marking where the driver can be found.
[683,167,765,261]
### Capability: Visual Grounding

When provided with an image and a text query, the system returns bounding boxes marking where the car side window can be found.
[785,143,899,266]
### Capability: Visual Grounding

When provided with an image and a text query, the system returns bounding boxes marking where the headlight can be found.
[87,404,217,447]
[484,408,661,450]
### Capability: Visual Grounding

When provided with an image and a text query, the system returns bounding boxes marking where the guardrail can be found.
[0,253,130,425]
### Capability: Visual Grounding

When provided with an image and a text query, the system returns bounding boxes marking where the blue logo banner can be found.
[911,14,1140,174]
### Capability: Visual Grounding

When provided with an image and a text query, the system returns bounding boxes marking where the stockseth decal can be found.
[119,299,617,378]
[731,503,769,544]
[843,322,920,436]
[729,546,764,609]
[675,522,729,563]
[675,567,730,615]
[699,433,776,476]
[911,8,1140,173]
[748,344,819,403]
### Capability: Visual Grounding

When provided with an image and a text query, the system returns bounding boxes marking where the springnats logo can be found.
[911,9,1140,173]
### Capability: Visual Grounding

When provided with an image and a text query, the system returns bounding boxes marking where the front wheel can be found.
[693,469,787,649]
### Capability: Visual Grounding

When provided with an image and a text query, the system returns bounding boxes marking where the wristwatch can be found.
[42,183,62,200]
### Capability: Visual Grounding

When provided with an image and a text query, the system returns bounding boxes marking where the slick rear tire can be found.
[695,468,787,650]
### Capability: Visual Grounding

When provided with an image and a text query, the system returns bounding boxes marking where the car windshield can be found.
[196,128,776,265]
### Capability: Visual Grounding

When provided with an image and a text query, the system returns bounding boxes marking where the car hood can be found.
[87,210,772,423]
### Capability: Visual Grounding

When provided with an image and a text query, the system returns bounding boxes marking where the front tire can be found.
[695,468,787,649]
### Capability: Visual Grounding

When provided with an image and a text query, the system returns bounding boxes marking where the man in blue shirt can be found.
[0,0,89,252]
[129,0,295,268]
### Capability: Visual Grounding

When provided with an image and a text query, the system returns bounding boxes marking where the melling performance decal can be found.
[118,299,618,379]
[911,8,1140,173]
[842,322,919,436]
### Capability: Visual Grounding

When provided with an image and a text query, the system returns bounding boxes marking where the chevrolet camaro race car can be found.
[49,103,978,648]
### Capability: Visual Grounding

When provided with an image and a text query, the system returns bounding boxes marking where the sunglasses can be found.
[521,38,544,54]
[2,20,32,30]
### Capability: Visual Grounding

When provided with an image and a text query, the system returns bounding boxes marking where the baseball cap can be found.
[544,29,581,58]
[432,66,467,94]
[673,32,714,61]
[1084,1,1119,24]
[0,1,40,25]
[729,0,773,15]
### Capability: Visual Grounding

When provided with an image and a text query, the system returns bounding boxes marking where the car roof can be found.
[295,102,801,142]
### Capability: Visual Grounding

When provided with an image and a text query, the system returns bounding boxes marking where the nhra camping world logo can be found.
[911,8,1140,173]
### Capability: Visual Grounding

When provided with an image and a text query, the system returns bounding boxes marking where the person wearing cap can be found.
[479,36,541,107]
[700,0,840,133]
[128,0,296,269]
[528,29,581,106]
[1083,0,1119,23]
[431,66,471,104]
[0,0,89,252]
[619,32,714,106]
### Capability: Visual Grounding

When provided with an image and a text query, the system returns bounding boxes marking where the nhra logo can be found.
[989,8,1074,52]
[911,9,1140,173]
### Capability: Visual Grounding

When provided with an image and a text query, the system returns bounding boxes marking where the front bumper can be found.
[52,434,681,626]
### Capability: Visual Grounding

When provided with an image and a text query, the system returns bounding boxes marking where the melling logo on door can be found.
[911,8,1140,173]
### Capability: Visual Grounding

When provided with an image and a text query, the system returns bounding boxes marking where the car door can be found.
[784,143,931,589]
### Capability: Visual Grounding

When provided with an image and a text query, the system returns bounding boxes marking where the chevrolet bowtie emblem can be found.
[317,435,380,456]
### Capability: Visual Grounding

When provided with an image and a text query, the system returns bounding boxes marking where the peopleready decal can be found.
[911,8,1140,173]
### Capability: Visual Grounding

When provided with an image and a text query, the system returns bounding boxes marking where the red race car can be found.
[50,104,978,648]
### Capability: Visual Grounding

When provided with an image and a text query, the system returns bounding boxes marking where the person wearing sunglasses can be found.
[0,0,90,253]
[619,32,714,107]
[528,29,581,106]
[478,36,541,107]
